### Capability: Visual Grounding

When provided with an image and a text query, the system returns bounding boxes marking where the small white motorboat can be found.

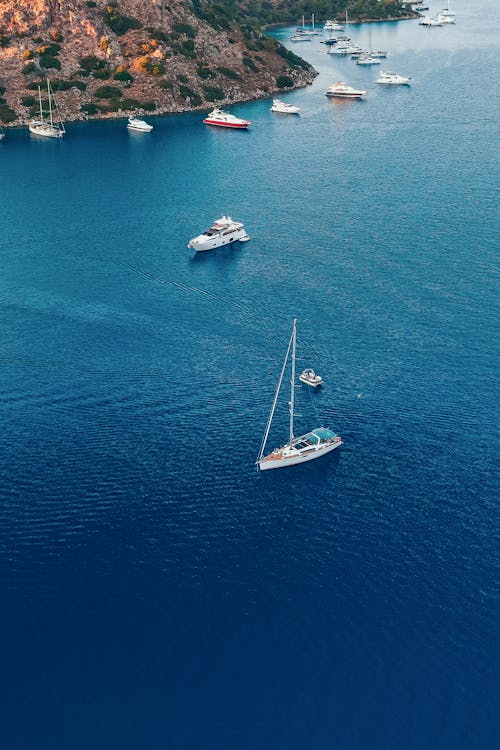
[127,116,153,132]
[290,33,311,41]
[326,82,367,99]
[299,369,323,388]
[270,99,300,114]
[356,55,381,66]
[436,11,455,23]
[323,20,344,31]
[419,16,443,26]
[376,71,412,85]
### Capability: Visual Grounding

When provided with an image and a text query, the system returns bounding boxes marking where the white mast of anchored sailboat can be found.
[289,318,296,445]
[256,323,294,463]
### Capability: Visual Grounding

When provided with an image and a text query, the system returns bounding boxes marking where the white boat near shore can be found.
[29,79,65,139]
[127,116,153,132]
[376,72,412,85]
[270,99,300,114]
[326,82,367,99]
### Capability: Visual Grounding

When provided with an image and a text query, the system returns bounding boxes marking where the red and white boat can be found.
[203,107,250,129]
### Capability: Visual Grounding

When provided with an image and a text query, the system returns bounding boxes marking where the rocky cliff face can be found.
[0,0,316,125]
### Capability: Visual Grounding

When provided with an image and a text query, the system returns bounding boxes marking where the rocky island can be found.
[0,1,416,126]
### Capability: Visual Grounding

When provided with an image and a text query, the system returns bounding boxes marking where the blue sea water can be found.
[1,2,499,747]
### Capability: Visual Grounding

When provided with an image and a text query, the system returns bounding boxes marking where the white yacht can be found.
[326,82,367,99]
[323,20,344,31]
[188,216,250,252]
[127,116,153,132]
[419,16,443,26]
[203,108,250,129]
[376,71,411,85]
[438,1,456,19]
[270,99,300,114]
[0,125,4,140]
[436,11,456,23]
[327,43,362,55]
[299,369,323,388]
[356,55,381,66]
[29,79,65,139]
[290,33,311,41]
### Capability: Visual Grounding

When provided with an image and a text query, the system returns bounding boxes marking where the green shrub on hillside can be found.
[114,68,134,82]
[102,3,142,35]
[94,85,122,99]
[243,56,258,73]
[81,102,98,115]
[217,67,242,80]
[276,74,293,89]
[178,85,202,106]
[0,103,16,122]
[197,64,215,80]
[203,85,224,101]
[173,23,197,38]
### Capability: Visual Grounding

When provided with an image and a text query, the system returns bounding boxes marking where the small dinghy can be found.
[299,368,323,388]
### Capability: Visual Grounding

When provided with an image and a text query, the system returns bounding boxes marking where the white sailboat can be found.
[257,319,342,471]
[29,79,65,139]
[0,125,5,140]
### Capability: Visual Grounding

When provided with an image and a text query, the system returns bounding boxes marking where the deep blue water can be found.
[1,3,499,747]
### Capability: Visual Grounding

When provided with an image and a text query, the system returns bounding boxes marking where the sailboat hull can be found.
[29,123,64,139]
[258,438,342,471]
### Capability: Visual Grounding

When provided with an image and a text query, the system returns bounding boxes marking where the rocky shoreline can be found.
[0,1,419,130]
[0,0,317,129]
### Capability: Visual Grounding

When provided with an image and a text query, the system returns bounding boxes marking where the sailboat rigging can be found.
[257,319,342,471]
[29,79,65,139]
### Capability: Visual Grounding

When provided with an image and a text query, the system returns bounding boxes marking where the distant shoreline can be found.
[265,15,419,30]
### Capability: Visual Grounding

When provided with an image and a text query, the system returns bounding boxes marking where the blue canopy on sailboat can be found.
[304,427,338,443]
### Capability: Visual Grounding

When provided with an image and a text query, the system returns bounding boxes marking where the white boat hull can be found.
[259,438,342,471]
[188,229,249,252]
[29,123,64,139]
[127,123,153,132]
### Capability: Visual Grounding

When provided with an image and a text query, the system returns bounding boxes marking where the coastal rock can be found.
[0,0,316,125]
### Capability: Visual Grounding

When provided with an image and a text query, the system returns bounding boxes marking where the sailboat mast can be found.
[312,12,315,31]
[289,318,296,445]
[47,79,54,128]
[257,327,294,462]
[38,86,43,124]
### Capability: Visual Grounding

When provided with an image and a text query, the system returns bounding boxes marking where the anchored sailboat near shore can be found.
[29,79,65,139]
[257,319,342,471]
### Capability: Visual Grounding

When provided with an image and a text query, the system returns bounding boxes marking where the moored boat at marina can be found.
[127,116,153,132]
[419,16,443,26]
[376,71,412,85]
[29,79,65,139]
[323,19,344,32]
[203,108,251,129]
[270,99,300,114]
[356,55,381,66]
[326,82,367,99]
